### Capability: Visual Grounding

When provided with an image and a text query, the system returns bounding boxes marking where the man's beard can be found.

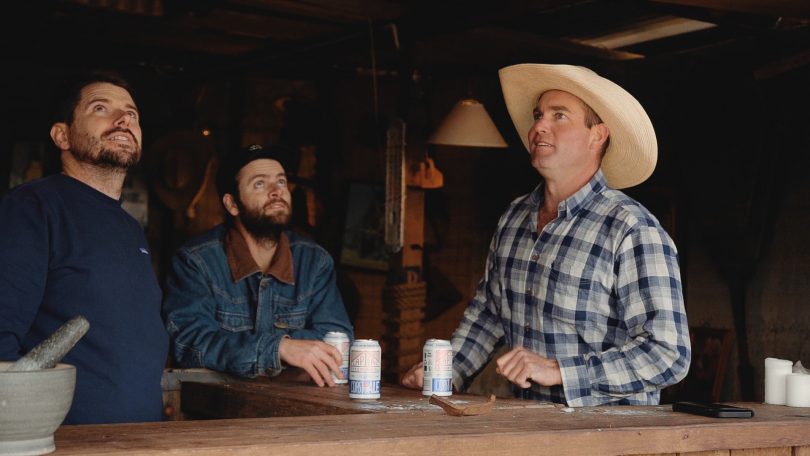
[69,127,141,170]
[237,198,292,241]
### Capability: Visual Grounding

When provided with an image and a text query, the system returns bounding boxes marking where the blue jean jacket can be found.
[163,225,354,377]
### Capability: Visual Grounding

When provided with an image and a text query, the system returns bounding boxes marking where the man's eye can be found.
[533,111,542,120]
[127,111,138,119]
[555,112,567,120]
[276,179,287,188]
[253,180,265,189]
[93,105,106,112]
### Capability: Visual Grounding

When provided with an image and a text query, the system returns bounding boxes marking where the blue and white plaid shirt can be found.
[451,170,690,406]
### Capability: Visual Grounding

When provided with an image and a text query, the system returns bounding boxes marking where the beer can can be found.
[323,331,349,384]
[349,339,381,399]
[323,331,350,384]
[422,339,453,396]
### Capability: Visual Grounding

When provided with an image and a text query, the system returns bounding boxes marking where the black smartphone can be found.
[672,401,754,418]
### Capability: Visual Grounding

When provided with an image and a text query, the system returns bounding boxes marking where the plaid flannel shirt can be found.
[451,170,690,406]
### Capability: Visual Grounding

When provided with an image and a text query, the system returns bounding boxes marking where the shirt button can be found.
[531,253,539,261]
[260,281,268,289]
[526,288,532,295]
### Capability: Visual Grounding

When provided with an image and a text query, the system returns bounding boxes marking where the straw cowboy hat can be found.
[499,64,657,189]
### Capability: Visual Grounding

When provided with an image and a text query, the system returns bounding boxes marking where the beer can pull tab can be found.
[429,394,496,416]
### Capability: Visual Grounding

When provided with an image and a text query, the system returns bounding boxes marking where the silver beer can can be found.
[323,331,350,384]
[349,339,381,399]
[422,339,453,396]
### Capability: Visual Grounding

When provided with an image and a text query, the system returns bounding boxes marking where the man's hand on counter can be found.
[400,361,424,389]
[496,347,562,388]
[279,338,343,387]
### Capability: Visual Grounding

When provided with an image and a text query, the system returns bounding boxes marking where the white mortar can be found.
[0,362,75,456]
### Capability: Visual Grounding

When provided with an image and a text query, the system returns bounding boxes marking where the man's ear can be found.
[590,123,610,153]
[50,123,70,151]
[222,194,240,217]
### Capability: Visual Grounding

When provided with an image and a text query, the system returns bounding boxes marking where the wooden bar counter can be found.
[53,379,810,456]
[179,378,553,418]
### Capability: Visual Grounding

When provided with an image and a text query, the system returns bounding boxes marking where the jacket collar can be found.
[224,226,295,285]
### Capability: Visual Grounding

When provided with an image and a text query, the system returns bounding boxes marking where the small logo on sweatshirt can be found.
[139,247,149,255]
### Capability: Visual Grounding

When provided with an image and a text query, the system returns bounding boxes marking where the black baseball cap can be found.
[216,144,295,199]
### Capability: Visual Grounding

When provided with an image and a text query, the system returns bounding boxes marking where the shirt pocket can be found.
[272,295,307,330]
[214,293,255,332]
[540,264,613,342]
[540,265,590,327]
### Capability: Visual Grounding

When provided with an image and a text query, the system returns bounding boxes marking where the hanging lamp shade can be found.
[427,99,508,148]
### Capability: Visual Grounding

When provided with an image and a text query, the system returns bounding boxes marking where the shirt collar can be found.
[529,169,608,219]
[225,226,295,285]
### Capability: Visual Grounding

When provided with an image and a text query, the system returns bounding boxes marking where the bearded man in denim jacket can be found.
[163,144,353,386]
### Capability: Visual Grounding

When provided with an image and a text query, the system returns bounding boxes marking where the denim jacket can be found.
[163,224,354,377]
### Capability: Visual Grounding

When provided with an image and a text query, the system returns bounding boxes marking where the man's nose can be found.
[113,110,132,127]
[532,117,549,134]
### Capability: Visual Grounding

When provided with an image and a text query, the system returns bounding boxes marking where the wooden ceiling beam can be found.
[754,49,810,80]
[228,0,405,24]
[472,27,645,61]
[572,16,716,49]
[172,7,344,42]
[650,0,810,20]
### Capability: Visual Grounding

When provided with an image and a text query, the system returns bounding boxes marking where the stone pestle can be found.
[5,316,90,372]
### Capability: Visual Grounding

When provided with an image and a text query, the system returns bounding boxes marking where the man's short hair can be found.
[216,144,295,201]
[52,70,135,125]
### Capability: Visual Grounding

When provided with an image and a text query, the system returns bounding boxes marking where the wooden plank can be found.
[680,451,729,456]
[649,0,810,19]
[571,16,716,49]
[163,369,235,421]
[180,379,554,418]
[181,381,366,418]
[52,404,810,455]
[402,187,425,269]
[231,0,405,23]
[794,446,810,456]
[730,448,792,455]
[753,50,810,81]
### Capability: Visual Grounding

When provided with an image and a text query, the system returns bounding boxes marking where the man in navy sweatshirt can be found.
[0,70,168,424]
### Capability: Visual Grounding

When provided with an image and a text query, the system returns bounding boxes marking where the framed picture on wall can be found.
[339,181,389,271]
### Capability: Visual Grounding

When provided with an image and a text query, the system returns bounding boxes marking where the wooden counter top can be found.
[53,402,810,455]
[180,378,552,418]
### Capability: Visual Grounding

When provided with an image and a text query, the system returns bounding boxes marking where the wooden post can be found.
[381,119,428,383]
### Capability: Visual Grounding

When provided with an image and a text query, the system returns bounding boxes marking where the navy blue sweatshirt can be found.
[0,174,167,424]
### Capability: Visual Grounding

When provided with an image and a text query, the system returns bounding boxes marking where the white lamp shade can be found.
[428,99,508,148]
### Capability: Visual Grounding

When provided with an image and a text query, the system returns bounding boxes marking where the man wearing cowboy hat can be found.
[403,64,690,406]
[163,144,354,386]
